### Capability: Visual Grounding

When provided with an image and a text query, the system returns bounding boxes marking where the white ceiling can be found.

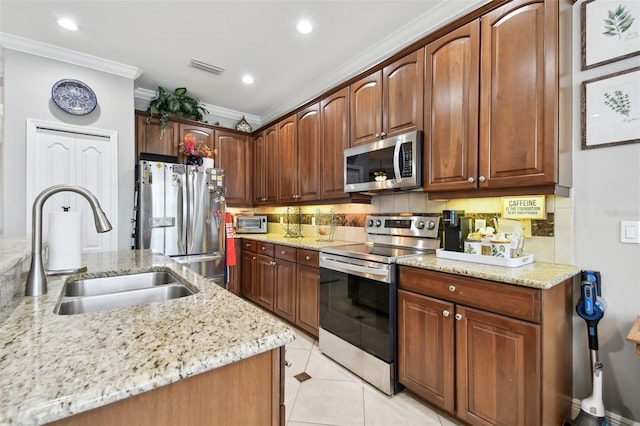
[0,0,488,126]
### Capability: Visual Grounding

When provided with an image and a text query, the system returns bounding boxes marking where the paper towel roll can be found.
[48,209,82,271]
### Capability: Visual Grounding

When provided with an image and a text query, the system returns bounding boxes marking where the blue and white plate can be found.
[51,79,97,115]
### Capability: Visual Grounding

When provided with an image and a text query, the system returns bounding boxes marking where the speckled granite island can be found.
[0,246,294,426]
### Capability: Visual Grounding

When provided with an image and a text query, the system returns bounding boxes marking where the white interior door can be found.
[26,121,118,253]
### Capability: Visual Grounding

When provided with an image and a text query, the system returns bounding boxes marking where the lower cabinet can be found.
[397,266,573,426]
[240,240,320,337]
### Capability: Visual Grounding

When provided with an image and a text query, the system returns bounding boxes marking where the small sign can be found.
[502,196,546,219]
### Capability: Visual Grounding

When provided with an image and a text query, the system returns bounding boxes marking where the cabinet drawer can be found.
[297,249,319,267]
[242,239,257,252]
[256,242,275,257]
[275,245,297,262]
[398,267,541,323]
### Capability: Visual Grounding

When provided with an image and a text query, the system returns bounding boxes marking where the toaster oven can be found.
[235,215,268,234]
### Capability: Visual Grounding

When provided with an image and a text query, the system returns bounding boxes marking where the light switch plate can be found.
[620,221,640,244]
[475,219,486,232]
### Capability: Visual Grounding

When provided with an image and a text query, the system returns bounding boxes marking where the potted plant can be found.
[145,87,209,135]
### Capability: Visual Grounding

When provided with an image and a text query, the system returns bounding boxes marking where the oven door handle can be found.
[320,256,390,280]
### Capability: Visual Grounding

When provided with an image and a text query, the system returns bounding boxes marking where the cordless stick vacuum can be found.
[573,270,609,426]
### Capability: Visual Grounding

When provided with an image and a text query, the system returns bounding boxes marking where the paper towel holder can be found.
[46,206,88,276]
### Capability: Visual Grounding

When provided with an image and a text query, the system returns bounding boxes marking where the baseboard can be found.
[570,399,639,426]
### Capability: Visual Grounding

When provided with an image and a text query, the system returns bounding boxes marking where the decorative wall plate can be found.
[51,79,98,115]
[235,116,252,132]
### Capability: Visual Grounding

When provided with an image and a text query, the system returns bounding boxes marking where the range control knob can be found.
[367,219,374,227]
[427,221,436,230]
[375,219,382,227]
[415,220,425,230]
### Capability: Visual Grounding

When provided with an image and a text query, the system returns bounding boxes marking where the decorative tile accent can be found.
[294,372,312,383]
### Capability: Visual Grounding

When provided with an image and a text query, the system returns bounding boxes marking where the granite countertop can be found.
[235,234,357,250]
[0,249,295,426]
[397,253,581,289]
[0,236,32,275]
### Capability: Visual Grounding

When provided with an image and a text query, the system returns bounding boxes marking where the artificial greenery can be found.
[602,5,635,39]
[604,90,631,117]
[146,87,209,134]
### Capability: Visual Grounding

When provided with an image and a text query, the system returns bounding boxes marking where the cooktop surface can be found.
[321,243,432,264]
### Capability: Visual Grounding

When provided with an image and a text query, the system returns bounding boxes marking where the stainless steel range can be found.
[319,214,441,395]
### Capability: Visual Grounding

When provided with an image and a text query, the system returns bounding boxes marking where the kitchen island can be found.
[0,247,295,425]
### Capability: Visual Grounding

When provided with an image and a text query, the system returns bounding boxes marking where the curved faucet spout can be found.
[26,185,113,297]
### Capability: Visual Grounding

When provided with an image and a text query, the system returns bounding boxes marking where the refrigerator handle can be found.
[178,175,187,253]
[187,169,198,253]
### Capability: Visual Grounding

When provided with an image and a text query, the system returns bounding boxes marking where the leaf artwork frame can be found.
[581,66,640,149]
[581,0,640,70]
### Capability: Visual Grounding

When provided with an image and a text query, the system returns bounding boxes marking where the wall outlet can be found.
[475,219,486,232]
[621,221,640,244]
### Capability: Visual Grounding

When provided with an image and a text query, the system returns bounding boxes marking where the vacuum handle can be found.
[586,320,600,351]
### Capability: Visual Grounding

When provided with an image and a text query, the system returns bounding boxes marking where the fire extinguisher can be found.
[225,213,236,284]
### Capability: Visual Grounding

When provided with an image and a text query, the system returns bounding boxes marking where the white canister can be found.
[490,239,512,258]
[464,239,482,255]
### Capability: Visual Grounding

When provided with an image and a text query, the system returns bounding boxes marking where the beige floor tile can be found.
[289,378,365,426]
[306,345,363,382]
[287,330,316,350]
[287,422,335,426]
[362,383,442,426]
[284,346,313,377]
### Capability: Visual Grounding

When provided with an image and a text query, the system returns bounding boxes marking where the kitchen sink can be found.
[54,270,198,315]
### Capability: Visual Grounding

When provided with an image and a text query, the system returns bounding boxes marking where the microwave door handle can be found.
[393,142,402,183]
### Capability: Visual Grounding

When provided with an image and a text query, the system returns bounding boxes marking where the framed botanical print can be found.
[581,66,640,149]
[581,0,640,70]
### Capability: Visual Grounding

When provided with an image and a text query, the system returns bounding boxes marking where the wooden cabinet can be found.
[296,104,321,202]
[254,126,278,204]
[241,240,258,303]
[178,122,214,164]
[215,130,253,206]
[350,49,424,146]
[296,252,320,337]
[425,0,568,198]
[273,245,297,323]
[320,88,350,200]
[398,266,573,426]
[135,113,179,161]
[255,243,276,310]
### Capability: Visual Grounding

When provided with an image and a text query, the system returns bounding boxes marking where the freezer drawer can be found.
[173,253,225,280]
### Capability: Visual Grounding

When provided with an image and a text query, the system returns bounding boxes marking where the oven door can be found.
[319,253,396,363]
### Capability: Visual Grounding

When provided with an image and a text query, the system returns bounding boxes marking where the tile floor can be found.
[284,328,463,426]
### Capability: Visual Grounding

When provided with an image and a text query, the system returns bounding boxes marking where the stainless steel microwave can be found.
[235,215,268,234]
[344,131,423,193]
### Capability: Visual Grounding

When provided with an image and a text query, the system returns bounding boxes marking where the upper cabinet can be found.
[276,114,298,203]
[350,49,424,146]
[178,123,214,165]
[254,126,278,205]
[135,113,179,161]
[425,0,569,198]
[296,104,321,202]
[215,130,253,206]
[320,88,350,200]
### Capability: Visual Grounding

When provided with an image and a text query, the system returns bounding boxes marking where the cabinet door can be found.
[479,0,554,189]
[383,48,424,138]
[277,116,298,202]
[456,305,540,426]
[254,127,278,204]
[215,130,253,206]
[241,250,257,302]
[274,260,297,323]
[424,21,480,192]
[398,289,455,412]
[256,254,276,310]
[297,104,321,202]
[178,123,215,164]
[350,71,382,146]
[320,88,350,200]
[296,265,319,337]
[136,114,179,160]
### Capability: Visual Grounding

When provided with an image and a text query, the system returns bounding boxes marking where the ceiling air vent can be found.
[190,59,225,76]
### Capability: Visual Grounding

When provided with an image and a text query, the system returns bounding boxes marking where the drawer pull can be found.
[443,310,450,317]
[270,261,276,266]
[262,246,267,250]
[305,255,311,261]
[448,285,456,292]
[455,313,463,321]
[281,250,286,255]
[252,256,256,260]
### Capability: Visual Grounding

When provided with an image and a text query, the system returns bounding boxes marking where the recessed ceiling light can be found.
[242,75,254,85]
[297,20,313,34]
[57,18,78,31]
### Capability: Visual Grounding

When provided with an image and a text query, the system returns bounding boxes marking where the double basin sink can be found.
[54,270,198,315]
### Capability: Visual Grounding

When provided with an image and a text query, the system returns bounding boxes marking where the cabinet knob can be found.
[448,285,456,292]
[262,246,267,250]
[478,176,486,182]
[375,133,380,138]
[270,261,276,266]
[305,255,311,261]
[252,256,256,260]
[467,177,475,183]
[380,132,387,138]
[281,250,286,255]
[455,313,463,321]
[443,310,450,317]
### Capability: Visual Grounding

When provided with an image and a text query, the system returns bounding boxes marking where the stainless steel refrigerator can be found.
[137,160,226,281]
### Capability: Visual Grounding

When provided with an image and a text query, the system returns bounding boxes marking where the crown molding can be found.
[260,0,489,124]
[0,32,142,80]
[135,87,261,126]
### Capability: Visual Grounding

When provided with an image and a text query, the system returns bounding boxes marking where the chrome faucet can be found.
[26,185,112,296]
